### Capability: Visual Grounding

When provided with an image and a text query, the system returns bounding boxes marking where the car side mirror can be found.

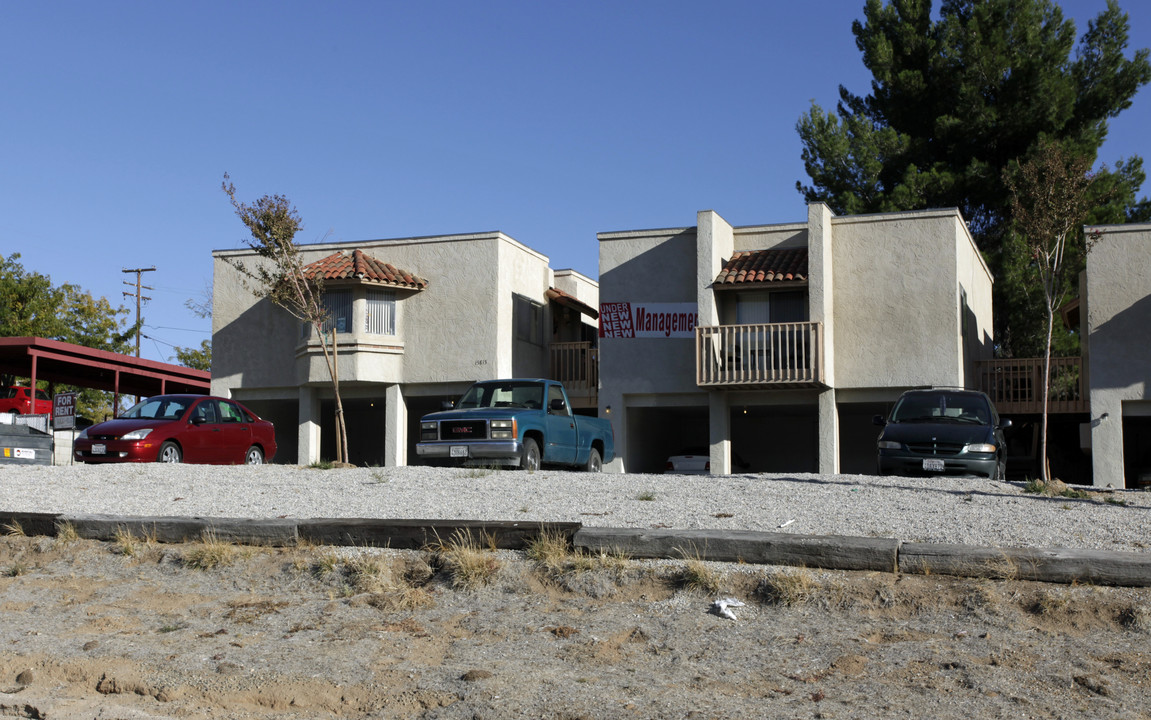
[191,416,208,425]
[440,400,455,411]
[549,398,567,413]
[872,414,886,427]
[1000,418,1013,430]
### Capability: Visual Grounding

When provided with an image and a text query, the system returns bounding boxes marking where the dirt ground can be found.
[1,532,1150,720]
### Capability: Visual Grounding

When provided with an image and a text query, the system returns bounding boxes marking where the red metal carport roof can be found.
[0,337,210,403]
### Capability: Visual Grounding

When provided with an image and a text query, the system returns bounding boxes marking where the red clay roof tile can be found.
[303,250,428,290]
[715,248,808,285]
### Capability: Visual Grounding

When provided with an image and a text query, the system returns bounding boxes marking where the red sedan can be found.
[74,394,276,464]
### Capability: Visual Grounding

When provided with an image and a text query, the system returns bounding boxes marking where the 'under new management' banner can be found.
[599,302,700,339]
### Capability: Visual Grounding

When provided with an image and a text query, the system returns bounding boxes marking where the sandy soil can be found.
[2,533,1150,720]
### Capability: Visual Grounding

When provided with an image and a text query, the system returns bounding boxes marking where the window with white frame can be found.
[322,289,352,334]
[365,288,397,335]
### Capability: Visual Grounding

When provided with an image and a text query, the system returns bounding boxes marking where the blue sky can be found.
[2,0,1148,364]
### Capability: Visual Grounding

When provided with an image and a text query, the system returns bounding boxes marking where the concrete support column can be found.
[709,391,732,475]
[298,386,321,466]
[818,388,839,475]
[1090,401,1125,488]
[600,387,626,472]
[385,383,407,467]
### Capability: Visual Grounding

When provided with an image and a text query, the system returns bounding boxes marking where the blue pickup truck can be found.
[416,379,614,472]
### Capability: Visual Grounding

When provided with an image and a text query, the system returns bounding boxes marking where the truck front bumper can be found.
[416,440,524,466]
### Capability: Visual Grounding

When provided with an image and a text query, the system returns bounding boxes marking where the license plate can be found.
[922,458,945,472]
[92,443,106,455]
[450,446,468,458]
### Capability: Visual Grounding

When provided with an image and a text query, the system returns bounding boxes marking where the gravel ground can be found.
[2,464,1149,553]
[3,464,1151,719]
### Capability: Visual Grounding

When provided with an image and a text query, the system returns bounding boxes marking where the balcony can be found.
[696,322,824,387]
[550,341,598,407]
[975,356,1087,414]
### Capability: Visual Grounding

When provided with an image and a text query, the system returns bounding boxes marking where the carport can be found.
[0,336,210,411]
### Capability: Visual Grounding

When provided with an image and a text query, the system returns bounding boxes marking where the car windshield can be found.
[456,382,544,410]
[121,397,192,421]
[890,392,990,425]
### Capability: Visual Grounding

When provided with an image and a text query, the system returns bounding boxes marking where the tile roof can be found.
[715,248,808,286]
[302,250,428,290]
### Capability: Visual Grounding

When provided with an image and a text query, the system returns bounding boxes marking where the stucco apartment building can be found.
[1081,222,1151,489]
[211,232,599,466]
[596,203,995,475]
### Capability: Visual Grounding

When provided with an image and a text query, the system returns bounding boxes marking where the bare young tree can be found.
[220,174,350,464]
[1003,139,1101,483]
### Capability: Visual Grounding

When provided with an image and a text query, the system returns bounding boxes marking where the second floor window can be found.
[322,290,352,334]
[366,288,397,335]
[514,294,544,345]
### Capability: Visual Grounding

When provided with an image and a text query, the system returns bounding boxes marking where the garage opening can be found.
[625,406,708,474]
[837,402,887,475]
[407,395,453,465]
[1122,415,1151,489]
[320,397,386,467]
[729,404,817,473]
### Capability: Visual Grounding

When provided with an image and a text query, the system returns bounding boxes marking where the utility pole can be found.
[122,266,156,358]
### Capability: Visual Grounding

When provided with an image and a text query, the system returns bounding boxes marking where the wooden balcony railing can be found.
[550,341,598,404]
[696,322,824,387]
[975,356,1087,414]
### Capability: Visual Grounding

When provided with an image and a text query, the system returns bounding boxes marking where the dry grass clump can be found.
[3,520,26,537]
[304,547,434,609]
[1027,588,1071,616]
[673,548,723,595]
[1117,603,1150,632]
[112,525,164,561]
[432,529,503,590]
[1024,478,1090,500]
[526,526,632,578]
[183,530,238,570]
[54,521,80,544]
[756,567,818,606]
[961,578,1005,615]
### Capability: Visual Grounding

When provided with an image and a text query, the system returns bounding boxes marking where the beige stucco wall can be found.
[211,232,557,397]
[211,231,571,464]
[1084,223,1151,487]
[595,204,993,474]
[597,225,703,471]
[829,208,992,391]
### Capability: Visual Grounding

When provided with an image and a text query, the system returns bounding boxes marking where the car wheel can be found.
[520,438,540,472]
[584,448,602,473]
[245,446,265,465]
[158,441,182,463]
[995,456,1006,482]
